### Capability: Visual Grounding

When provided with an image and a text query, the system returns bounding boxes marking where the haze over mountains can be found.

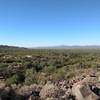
[1,45,100,49]
[34,45,100,49]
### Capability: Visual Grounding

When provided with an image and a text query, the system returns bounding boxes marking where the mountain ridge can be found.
[1,45,100,49]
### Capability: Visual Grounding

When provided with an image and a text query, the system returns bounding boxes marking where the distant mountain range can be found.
[1,45,100,49]
[35,45,100,49]
[0,45,27,49]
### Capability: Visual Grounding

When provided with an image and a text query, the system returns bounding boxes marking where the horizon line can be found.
[1,44,100,48]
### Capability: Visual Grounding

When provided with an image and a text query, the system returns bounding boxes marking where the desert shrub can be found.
[44,65,56,74]
[36,72,48,84]
[25,68,36,85]
[66,72,76,79]
[0,63,8,69]
[6,74,20,85]
[34,62,43,72]
[52,68,66,80]
[24,61,33,69]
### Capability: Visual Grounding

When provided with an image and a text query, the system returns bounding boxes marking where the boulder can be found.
[17,85,32,96]
[45,97,58,100]
[28,95,40,100]
[0,82,6,90]
[16,84,41,100]
[16,84,41,96]
[72,82,100,100]
[39,81,59,99]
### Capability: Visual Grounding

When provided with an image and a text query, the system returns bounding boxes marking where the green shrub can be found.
[44,65,56,74]
[25,68,36,85]
[6,74,19,85]
[52,69,66,80]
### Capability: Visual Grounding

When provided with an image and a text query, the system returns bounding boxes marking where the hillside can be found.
[0,45,99,100]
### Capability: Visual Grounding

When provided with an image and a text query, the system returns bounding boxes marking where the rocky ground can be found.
[0,68,100,100]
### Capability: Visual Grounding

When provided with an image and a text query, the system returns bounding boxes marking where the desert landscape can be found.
[0,0,100,99]
[0,46,99,100]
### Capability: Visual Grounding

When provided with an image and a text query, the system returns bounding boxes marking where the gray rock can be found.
[72,82,100,100]
[40,81,59,99]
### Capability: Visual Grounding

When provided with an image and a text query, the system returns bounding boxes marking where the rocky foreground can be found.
[0,68,100,100]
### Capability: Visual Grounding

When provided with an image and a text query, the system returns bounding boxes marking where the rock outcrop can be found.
[39,81,60,100]
[0,69,99,100]
[72,82,99,100]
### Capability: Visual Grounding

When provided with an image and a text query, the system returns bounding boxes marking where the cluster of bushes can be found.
[0,47,100,85]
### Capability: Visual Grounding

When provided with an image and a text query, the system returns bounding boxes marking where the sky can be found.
[0,0,100,47]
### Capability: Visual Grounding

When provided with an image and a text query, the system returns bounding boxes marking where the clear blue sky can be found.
[0,0,100,47]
